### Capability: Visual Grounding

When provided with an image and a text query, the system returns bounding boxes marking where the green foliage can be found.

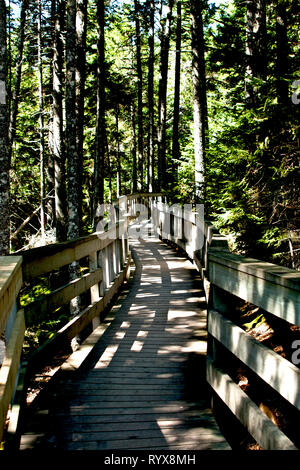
[7,0,299,269]
[243,314,265,331]
[19,279,51,308]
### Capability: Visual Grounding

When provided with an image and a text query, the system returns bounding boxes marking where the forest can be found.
[0,0,299,269]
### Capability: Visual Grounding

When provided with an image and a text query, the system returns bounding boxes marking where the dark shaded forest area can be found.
[0,0,299,268]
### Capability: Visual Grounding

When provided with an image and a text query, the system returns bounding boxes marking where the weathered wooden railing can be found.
[1,192,300,451]
[0,209,133,447]
[140,195,300,450]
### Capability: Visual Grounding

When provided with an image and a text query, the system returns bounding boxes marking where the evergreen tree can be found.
[190,0,207,204]
[93,0,105,228]
[157,0,174,191]
[52,0,67,242]
[0,0,9,255]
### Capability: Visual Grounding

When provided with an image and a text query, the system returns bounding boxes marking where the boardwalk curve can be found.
[20,231,230,450]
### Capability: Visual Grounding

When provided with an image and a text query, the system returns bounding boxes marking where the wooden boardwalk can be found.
[20,232,230,450]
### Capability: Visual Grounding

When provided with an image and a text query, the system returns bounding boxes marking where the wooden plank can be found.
[5,361,28,450]
[55,405,213,418]
[206,357,298,450]
[24,269,103,327]
[89,253,101,329]
[68,376,184,386]
[89,254,99,302]
[59,425,228,444]
[59,417,215,434]
[0,256,23,298]
[0,310,25,442]
[209,249,300,290]
[208,309,300,411]
[22,433,228,451]
[208,255,300,326]
[0,257,23,336]
[56,402,204,414]
[53,409,214,425]
[62,383,185,392]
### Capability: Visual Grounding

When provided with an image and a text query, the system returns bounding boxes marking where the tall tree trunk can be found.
[7,0,11,121]
[190,0,207,204]
[0,0,9,255]
[276,0,289,105]
[94,0,105,229]
[66,0,82,333]
[115,104,121,198]
[52,0,67,242]
[8,0,29,166]
[134,0,144,192]
[245,0,267,105]
[66,0,80,240]
[171,0,181,187]
[38,0,45,242]
[107,148,112,203]
[76,0,87,228]
[157,0,174,191]
[47,1,55,228]
[131,102,137,193]
[147,0,155,192]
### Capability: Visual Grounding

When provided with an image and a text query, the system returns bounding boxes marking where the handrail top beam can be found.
[14,220,126,264]
[208,248,300,291]
[0,256,23,299]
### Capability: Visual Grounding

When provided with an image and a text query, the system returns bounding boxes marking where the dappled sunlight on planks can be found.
[130,340,144,352]
[94,344,119,369]
[19,233,230,450]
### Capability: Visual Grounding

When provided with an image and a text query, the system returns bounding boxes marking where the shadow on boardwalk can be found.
[20,234,230,451]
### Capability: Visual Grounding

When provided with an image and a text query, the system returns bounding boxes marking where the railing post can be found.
[98,251,104,297]
[103,246,109,290]
[121,224,126,266]
[89,251,101,329]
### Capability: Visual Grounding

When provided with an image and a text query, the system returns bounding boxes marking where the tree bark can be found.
[276,0,289,105]
[8,0,29,166]
[147,0,155,192]
[190,0,207,204]
[66,0,82,329]
[0,0,9,255]
[115,105,121,198]
[66,0,80,240]
[76,0,87,227]
[171,0,182,187]
[131,102,137,193]
[94,0,105,229]
[134,0,144,192]
[52,0,67,242]
[245,0,267,105]
[157,0,174,191]
[38,0,46,242]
